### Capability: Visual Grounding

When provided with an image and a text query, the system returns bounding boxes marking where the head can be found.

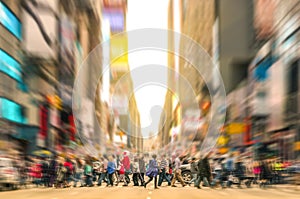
[108,156,114,162]
[152,154,157,159]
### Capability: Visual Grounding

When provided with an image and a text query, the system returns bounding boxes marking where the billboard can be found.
[110,35,128,64]
[59,14,76,107]
[102,8,125,33]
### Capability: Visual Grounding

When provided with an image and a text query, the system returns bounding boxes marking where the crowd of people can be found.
[13,151,299,190]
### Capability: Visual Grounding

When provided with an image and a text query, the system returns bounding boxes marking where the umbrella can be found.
[33,150,53,158]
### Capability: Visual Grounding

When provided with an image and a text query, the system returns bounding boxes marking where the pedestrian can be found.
[121,151,131,186]
[41,157,50,187]
[132,158,140,186]
[63,158,73,187]
[49,156,58,187]
[158,155,171,186]
[107,156,116,187]
[30,159,42,187]
[171,155,186,187]
[195,155,211,189]
[253,161,261,184]
[233,157,245,188]
[244,158,254,188]
[211,159,223,188]
[84,159,93,187]
[259,159,272,188]
[188,157,198,186]
[116,162,125,186]
[144,154,159,189]
[97,156,109,186]
[138,155,146,186]
[73,158,85,187]
[55,161,67,188]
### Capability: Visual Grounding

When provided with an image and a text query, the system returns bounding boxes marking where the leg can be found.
[109,173,114,186]
[138,173,144,186]
[133,173,138,186]
[176,170,186,186]
[158,170,163,186]
[171,172,177,186]
[163,170,171,185]
[144,176,153,188]
[154,176,158,188]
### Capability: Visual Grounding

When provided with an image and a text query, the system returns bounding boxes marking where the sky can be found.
[127,0,169,137]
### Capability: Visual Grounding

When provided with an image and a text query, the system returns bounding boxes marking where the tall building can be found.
[159,0,215,150]
[101,0,142,153]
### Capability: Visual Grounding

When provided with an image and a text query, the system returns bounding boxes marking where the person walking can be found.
[97,157,108,186]
[41,158,50,187]
[49,156,58,187]
[121,152,131,186]
[233,157,245,188]
[144,154,159,189]
[84,159,93,187]
[253,161,261,184]
[158,155,171,186]
[171,155,186,187]
[116,162,125,186]
[132,158,140,186]
[73,158,84,187]
[188,157,198,186]
[63,158,74,187]
[107,156,116,187]
[211,159,223,188]
[195,155,211,189]
[138,155,146,186]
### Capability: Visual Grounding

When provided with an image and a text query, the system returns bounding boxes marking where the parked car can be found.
[0,157,20,191]
[180,163,193,183]
[284,163,300,184]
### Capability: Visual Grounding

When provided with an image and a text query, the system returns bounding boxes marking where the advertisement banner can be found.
[110,35,128,65]
[59,14,76,107]
[103,8,125,33]
[226,123,245,134]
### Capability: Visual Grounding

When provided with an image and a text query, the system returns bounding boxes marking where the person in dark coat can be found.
[260,160,272,188]
[233,158,245,188]
[49,156,58,187]
[195,155,211,189]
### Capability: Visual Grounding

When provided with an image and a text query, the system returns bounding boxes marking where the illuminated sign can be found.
[0,49,22,82]
[0,2,22,39]
[103,8,124,33]
[110,35,128,64]
[0,97,26,123]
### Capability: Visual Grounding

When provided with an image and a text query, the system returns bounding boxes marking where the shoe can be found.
[182,184,186,187]
[123,184,128,187]
[144,183,147,188]
[171,185,177,187]
[154,187,159,189]
[196,186,201,189]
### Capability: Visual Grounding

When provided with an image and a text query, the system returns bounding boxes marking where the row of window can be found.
[0,97,27,124]
[0,1,22,40]
[0,2,25,124]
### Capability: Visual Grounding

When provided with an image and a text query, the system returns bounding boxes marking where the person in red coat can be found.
[121,152,131,186]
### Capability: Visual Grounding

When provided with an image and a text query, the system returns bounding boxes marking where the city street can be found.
[0,185,299,199]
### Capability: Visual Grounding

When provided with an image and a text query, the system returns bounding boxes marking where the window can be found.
[287,60,298,94]
[0,1,22,40]
[0,49,22,82]
[0,97,27,123]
